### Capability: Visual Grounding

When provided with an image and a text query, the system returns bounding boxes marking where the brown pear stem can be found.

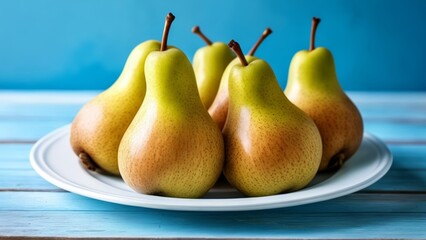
[310,17,321,51]
[228,40,248,66]
[160,12,175,51]
[247,27,272,56]
[192,26,213,46]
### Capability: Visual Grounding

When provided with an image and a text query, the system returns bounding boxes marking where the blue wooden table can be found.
[1,91,425,239]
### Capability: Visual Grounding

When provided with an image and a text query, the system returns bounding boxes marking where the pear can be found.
[284,17,364,171]
[223,40,322,197]
[208,28,272,131]
[118,13,224,198]
[70,39,160,175]
[192,26,235,109]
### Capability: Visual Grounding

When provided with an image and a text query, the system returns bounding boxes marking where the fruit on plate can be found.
[208,28,272,130]
[118,13,224,198]
[284,17,364,171]
[69,31,161,176]
[222,40,322,197]
[192,26,235,109]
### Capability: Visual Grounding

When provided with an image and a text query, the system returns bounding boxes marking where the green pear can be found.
[118,13,224,198]
[284,17,364,171]
[192,26,235,109]
[209,28,272,131]
[223,40,322,197]
[70,39,160,175]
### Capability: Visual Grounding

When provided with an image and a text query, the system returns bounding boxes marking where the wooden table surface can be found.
[1,91,425,239]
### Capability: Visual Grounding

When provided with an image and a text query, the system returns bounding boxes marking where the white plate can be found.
[30,125,392,211]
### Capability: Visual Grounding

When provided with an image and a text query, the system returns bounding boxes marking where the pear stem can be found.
[192,26,213,46]
[160,12,175,51]
[247,27,272,56]
[228,40,248,66]
[310,17,321,51]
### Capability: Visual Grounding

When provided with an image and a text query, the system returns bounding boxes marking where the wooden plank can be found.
[388,145,426,170]
[364,121,426,142]
[0,91,97,104]
[0,119,70,142]
[0,144,33,158]
[0,210,425,238]
[0,144,33,170]
[366,170,426,191]
[1,191,426,238]
[0,104,81,118]
[348,92,426,105]
[1,191,425,213]
[0,144,61,190]
[352,92,426,120]
[364,144,426,191]
[0,169,59,190]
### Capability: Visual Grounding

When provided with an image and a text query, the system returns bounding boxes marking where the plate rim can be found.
[30,124,393,211]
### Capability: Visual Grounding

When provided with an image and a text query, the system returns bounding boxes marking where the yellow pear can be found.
[223,40,322,197]
[118,13,224,198]
[284,17,364,171]
[70,39,160,175]
[192,26,235,109]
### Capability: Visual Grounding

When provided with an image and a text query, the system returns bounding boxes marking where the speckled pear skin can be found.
[284,47,364,171]
[223,59,322,197]
[118,48,224,198]
[208,56,257,131]
[70,40,161,176]
[194,42,235,109]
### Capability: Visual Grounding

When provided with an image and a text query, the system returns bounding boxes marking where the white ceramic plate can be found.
[30,125,392,211]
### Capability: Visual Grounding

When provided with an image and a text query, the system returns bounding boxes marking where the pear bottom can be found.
[223,110,322,197]
[288,93,363,171]
[118,114,224,199]
[70,98,134,176]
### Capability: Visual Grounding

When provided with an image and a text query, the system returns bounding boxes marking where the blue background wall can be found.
[0,0,425,91]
